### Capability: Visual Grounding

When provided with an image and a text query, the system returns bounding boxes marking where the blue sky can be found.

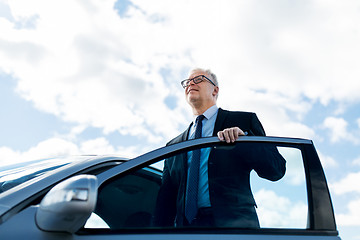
[1,0,360,239]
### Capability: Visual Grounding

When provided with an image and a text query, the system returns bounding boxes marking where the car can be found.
[0,136,341,239]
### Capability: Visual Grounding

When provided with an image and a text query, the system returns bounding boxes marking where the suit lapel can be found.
[183,123,192,141]
[179,123,193,170]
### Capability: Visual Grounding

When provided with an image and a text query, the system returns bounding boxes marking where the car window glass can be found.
[92,166,162,229]
[251,147,307,228]
[84,141,308,230]
[85,213,110,228]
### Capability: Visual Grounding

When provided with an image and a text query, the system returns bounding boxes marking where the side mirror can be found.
[36,174,98,233]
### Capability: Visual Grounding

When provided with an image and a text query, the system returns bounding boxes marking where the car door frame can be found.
[91,136,338,238]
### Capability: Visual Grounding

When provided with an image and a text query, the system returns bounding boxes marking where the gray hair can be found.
[190,68,218,87]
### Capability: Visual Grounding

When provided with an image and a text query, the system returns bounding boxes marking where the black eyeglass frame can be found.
[181,75,216,89]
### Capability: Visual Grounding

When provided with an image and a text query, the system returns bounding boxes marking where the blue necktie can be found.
[185,115,205,223]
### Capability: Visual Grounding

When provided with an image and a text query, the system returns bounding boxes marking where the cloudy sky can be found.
[0,0,359,238]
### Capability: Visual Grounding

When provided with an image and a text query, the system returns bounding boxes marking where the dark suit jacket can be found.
[154,108,286,228]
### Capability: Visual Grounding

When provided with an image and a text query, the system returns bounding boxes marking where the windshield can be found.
[0,156,90,194]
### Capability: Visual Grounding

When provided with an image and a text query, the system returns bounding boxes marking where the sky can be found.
[0,0,359,238]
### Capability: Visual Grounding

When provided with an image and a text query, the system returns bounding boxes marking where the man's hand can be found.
[217,127,245,143]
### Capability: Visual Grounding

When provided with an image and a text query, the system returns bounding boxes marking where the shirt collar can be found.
[193,104,218,123]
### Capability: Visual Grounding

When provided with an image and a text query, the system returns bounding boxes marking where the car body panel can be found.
[0,206,341,240]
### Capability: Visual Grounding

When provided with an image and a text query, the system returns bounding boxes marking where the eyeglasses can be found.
[181,75,216,89]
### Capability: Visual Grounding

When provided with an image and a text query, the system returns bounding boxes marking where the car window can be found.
[85,141,308,230]
[251,147,307,228]
[93,166,161,229]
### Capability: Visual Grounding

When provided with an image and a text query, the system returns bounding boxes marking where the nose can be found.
[185,82,195,93]
[184,79,195,90]
[188,78,198,87]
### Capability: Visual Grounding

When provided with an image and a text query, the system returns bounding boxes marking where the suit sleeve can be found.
[245,113,285,181]
[249,113,266,136]
[252,146,286,181]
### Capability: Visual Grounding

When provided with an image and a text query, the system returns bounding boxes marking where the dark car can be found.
[0,136,341,239]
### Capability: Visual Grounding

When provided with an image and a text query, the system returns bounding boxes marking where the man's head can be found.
[182,68,219,114]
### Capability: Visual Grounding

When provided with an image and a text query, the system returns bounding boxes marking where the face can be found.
[185,70,218,108]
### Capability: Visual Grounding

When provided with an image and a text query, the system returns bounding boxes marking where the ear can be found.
[212,86,219,97]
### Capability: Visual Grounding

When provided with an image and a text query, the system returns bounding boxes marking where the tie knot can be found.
[196,115,205,123]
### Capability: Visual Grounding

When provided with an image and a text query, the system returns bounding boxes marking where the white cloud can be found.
[1,0,190,145]
[336,198,360,227]
[218,89,315,138]
[0,138,79,166]
[0,137,142,166]
[322,117,359,144]
[323,117,347,143]
[1,0,360,146]
[318,151,338,168]
[79,137,141,158]
[255,189,307,228]
[331,171,360,195]
[80,138,115,155]
[330,170,360,227]
[277,146,307,185]
[353,156,360,166]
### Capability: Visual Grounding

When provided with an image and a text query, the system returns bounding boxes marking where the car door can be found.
[75,137,340,239]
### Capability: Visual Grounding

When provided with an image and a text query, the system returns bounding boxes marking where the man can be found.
[154,68,286,228]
